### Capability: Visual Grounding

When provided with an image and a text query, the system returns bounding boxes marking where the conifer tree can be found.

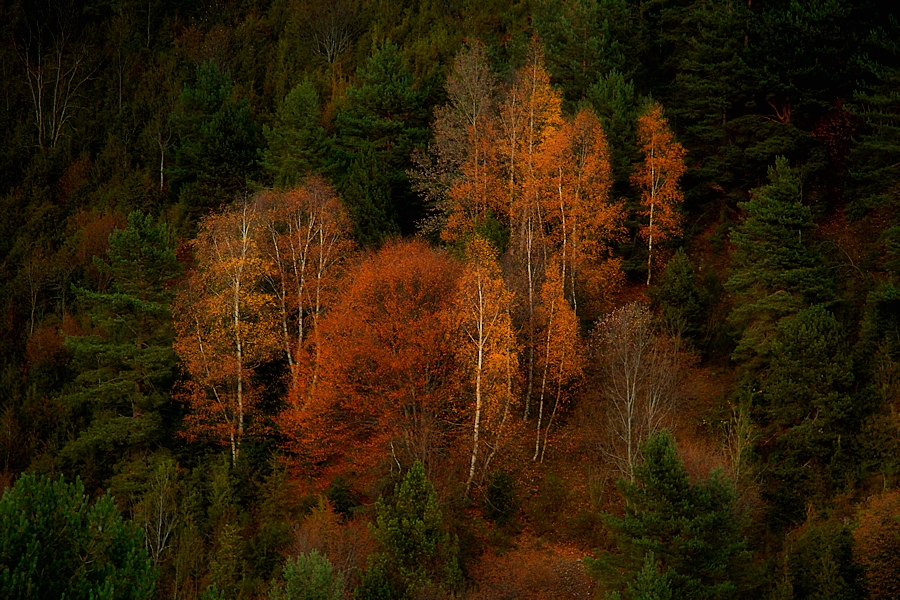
[725,157,832,364]
[360,461,460,599]
[585,431,749,600]
[60,212,181,486]
[262,80,326,188]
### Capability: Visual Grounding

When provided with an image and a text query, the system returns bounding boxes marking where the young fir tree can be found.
[59,212,181,487]
[335,41,429,233]
[652,248,711,345]
[585,431,749,600]
[339,144,400,247]
[725,156,832,365]
[170,62,260,216]
[268,550,343,600]
[359,461,460,599]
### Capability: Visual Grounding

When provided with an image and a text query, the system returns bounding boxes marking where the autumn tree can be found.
[532,262,583,463]
[538,108,625,316]
[498,39,563,418]
[456,236,517,493]
[593,303,681,481]
[415,40,503,243]
[173,199,278,463]
[632,102,686,285]
[255,179,354,396]
[854,490,900,599]
[279,240,463,483]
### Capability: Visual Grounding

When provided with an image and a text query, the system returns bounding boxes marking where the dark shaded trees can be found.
[586,431,750,600]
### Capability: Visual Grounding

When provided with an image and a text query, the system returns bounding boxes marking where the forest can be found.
[1,0,899,598]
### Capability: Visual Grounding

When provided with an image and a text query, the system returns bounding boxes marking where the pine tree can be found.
[585,431,749,600]
[359,461,460,599]
[725,157,832,365]
[262,80,326,188]
[59,212,181,487]
[339,145,400,247]
[0,473,156,599]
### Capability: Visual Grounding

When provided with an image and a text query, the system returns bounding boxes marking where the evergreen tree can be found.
[758,305,858,528]
[653,248,710,345]
[533,0,634,104]
[269,550,343,600]
[171,62,260,216]
[359,461,460,599]
[339,145,400,247]
[262,80,327,188]
[848,17,900,212]
[725,157,832,365]
[0,473,156,599]
[585,431,749,600]
[587,69,648,186]
[335,41,429,233]
[59,212,181,488]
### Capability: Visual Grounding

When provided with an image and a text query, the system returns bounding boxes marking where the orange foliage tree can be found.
[500,40,563,419]
[173,200,278,463]
[278,240,464,484]
[632,102,686,285]
[255,178,354,397]
[455,236,518,493]
[415,40,503,241]
[539,108,625,317]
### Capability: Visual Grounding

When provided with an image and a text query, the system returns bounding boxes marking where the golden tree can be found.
[632,102,686,285]
[539,108,625,316]
[255,178,354,397]
[173,199,278,463]
[456,236,518,494]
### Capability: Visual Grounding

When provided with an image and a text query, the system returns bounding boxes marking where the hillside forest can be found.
[1,0,900,598]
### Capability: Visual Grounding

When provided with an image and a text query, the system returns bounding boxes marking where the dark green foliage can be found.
[0,473,156,599]
[771,518,864,600]
[848,17,900,212]
[171,62,260,216]
[756,306,858,528]
[335,41,429,233]
[534,0,634,104]
[726,157,833,364]
[268,550,343,600]
[653,248,710,345]
[359,461,461,599]
[262,80,327,188]
[585,431,749,600]
[587,69,648,185]
[59,212,181,488]
[339,145,400,247]
[484,471,517,526]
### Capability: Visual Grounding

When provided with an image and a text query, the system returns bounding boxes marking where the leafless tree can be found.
[304,0,359,65]
[15,3,94,150]
[593,302,681,481]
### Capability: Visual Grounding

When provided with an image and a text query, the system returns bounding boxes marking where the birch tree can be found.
[594,302,681,481]
[457,236,517,494]
[173,199,277,463]
[632,103,686,285]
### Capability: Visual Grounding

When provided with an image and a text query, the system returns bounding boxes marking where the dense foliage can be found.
[1,0,899,598]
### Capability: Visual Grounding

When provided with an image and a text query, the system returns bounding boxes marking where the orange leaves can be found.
[632,102,687,285]
[279,240,464,483]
